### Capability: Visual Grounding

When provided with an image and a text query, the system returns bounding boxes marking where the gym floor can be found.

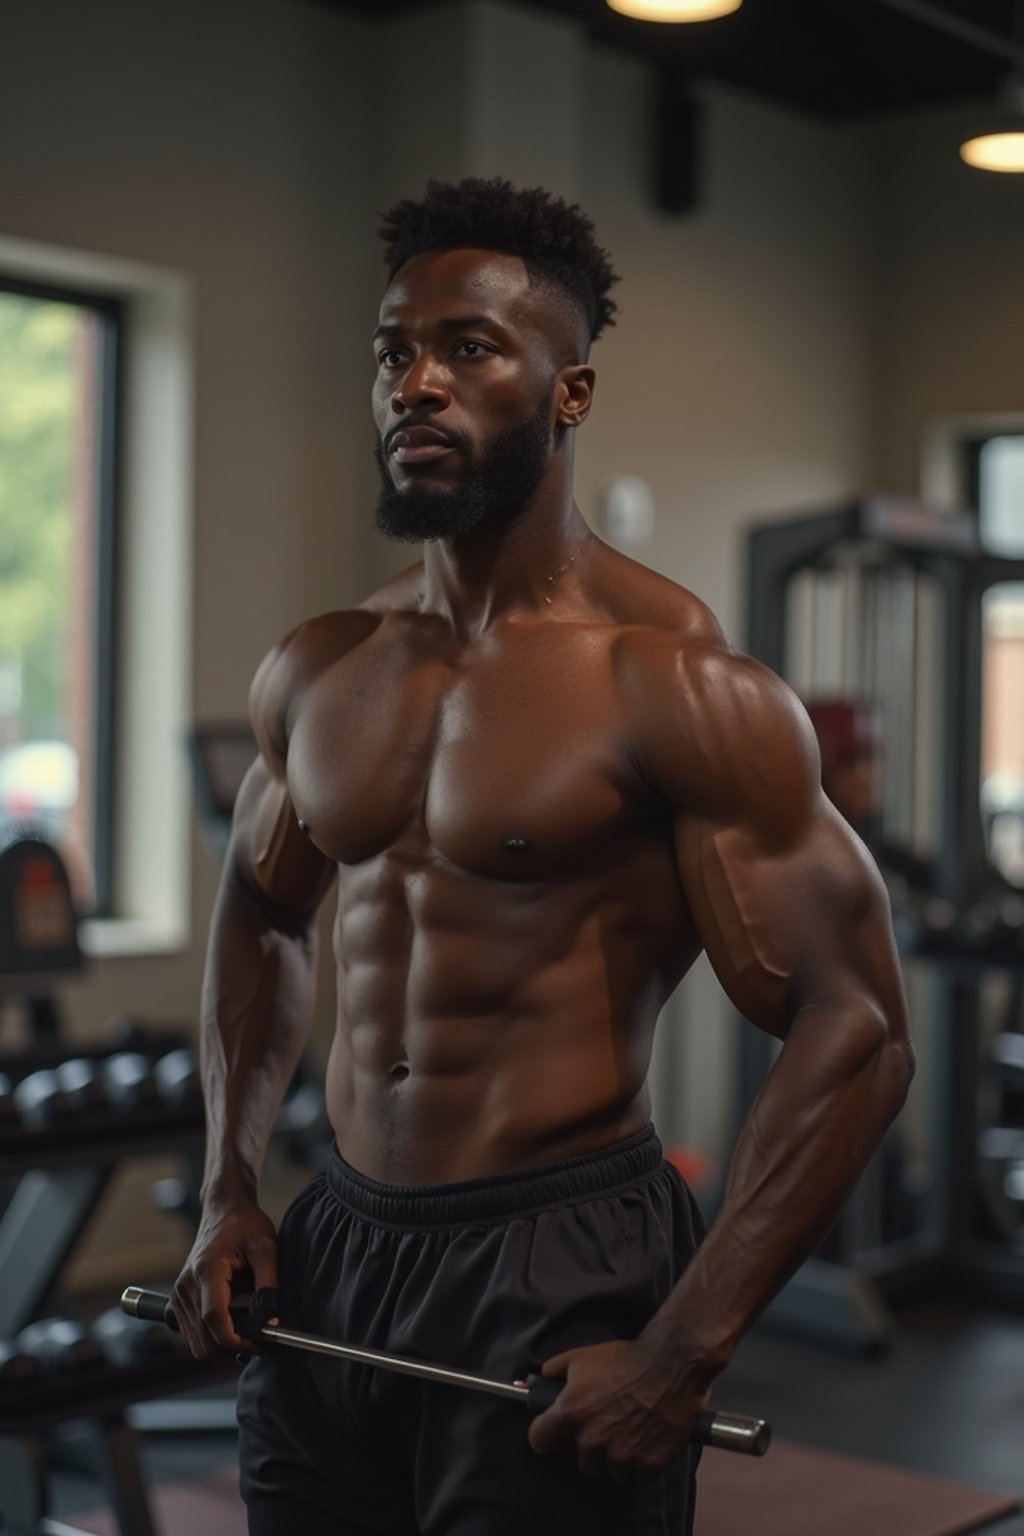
[46,1292,1024,1533]
[729,1296,1024,1532]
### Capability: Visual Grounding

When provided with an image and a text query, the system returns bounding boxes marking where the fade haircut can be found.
[379,177,620,348]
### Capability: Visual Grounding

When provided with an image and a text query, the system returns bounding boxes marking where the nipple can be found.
[501,836,532,854]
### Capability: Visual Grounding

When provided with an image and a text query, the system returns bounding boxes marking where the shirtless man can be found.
[173,178,914,1535]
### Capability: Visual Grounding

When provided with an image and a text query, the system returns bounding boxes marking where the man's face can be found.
[371,248,578,542]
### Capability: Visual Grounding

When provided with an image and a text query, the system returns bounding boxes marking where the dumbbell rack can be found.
[0,1035,201,1334]
[0,1037,232,1536]
[0,1350,235,1536]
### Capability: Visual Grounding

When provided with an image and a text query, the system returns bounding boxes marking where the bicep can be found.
[676,798,904,1041]
[228,755,335,925]
[229,631,336,922]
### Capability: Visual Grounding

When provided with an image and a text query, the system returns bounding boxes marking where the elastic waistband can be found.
[325,1124,664,1230]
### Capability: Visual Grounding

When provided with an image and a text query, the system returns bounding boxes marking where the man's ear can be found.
[555,365,596,429]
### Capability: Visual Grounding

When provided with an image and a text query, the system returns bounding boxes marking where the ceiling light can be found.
[960,77,1024,172]
[606,0,742,21]
[960,130,1024,171]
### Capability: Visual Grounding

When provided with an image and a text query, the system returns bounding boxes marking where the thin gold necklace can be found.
[544,531,591,605]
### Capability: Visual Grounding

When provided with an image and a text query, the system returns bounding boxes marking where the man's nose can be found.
[393,354,450,414]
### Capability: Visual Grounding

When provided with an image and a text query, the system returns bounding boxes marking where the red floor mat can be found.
[68,1440,1021,1535]
[698,1439,1021,1536]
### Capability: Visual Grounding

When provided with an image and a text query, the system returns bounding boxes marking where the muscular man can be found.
[173,178,914,1535]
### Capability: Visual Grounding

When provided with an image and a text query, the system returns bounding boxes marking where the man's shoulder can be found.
[596,549,777,698]
[598,548,730,690]
[249,606,387,767]
[592,544,735,666]
[614,621,765,757]
[263,607,384,684]
[602,560,815,816]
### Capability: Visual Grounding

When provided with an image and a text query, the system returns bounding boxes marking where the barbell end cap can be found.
[696,1409,772,1456]
[121,1286,144,1317]
[743,1419,772,1457]
[120,1285,180,1331]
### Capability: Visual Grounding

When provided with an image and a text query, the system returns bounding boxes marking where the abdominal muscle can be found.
[322,851,697,1185]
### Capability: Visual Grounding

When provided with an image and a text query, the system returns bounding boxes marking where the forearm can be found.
[199,867,319,1206]
[645,1003,914,1376]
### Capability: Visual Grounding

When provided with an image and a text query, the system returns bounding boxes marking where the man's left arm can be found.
[530,642,914,1477]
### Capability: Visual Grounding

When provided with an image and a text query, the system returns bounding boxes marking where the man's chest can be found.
[285,625,650,878]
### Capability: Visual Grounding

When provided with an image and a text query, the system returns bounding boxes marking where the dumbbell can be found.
[56,1057,110,1114]
[102,1051,161,1110]
[92,1304,185,1367]
[13,1058,110,1126]
[0,1338,44,1392]
[14,1069,75,1126]
[153,1048,200,1106]
[0,1071,19,1127]
[16,1318,105,1376]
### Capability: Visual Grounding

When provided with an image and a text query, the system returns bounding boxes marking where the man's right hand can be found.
[171,1200,280,1359]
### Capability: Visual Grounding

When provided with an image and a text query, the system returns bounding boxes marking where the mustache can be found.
[381,417,468,455]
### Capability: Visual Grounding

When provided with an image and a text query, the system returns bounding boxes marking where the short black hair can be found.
[379,177,619,345]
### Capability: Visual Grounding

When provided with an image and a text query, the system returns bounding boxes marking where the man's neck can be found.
[420,477,593,640]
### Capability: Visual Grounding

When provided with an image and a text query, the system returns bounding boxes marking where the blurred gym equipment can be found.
[742,496,1024,1352]
[0,748,336,1532]
[0,827,239,1534]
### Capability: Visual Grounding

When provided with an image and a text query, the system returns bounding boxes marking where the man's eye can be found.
[378,349,406,367]
[454,340,488,358]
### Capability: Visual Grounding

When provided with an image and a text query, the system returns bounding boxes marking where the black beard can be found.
[373,392,555,543]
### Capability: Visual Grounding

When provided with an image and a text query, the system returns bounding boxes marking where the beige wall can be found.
[576,64,876,634]
[871,101,1024,493]
[1,0,1021,1281]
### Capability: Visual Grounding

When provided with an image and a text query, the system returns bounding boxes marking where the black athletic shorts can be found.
[237,1124,706,1535]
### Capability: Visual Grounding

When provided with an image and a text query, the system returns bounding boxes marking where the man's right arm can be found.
[173,636,336,1358]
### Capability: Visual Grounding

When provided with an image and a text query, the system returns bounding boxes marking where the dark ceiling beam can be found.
[866,0,1024,70]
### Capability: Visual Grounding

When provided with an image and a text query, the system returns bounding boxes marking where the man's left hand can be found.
[527,1337,710,1482]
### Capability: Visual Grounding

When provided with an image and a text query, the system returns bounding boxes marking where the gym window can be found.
[970,434,1024,560]
[0,277,122,917]
[971,433,1024,888]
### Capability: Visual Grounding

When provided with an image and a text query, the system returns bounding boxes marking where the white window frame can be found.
[0,233,195,956]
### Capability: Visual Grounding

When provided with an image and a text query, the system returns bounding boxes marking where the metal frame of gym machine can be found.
[742,496,1024,1354]
[0,833,234,1536]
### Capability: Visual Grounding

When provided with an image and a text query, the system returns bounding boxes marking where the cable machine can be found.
[742,496,1024,1352]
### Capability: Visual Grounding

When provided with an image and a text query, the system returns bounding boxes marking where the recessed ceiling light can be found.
[959,130,1024,171]
[960,77,1024,172]
[606,0,742,21]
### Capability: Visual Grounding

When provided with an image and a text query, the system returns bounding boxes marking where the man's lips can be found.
[389,426,456,465]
